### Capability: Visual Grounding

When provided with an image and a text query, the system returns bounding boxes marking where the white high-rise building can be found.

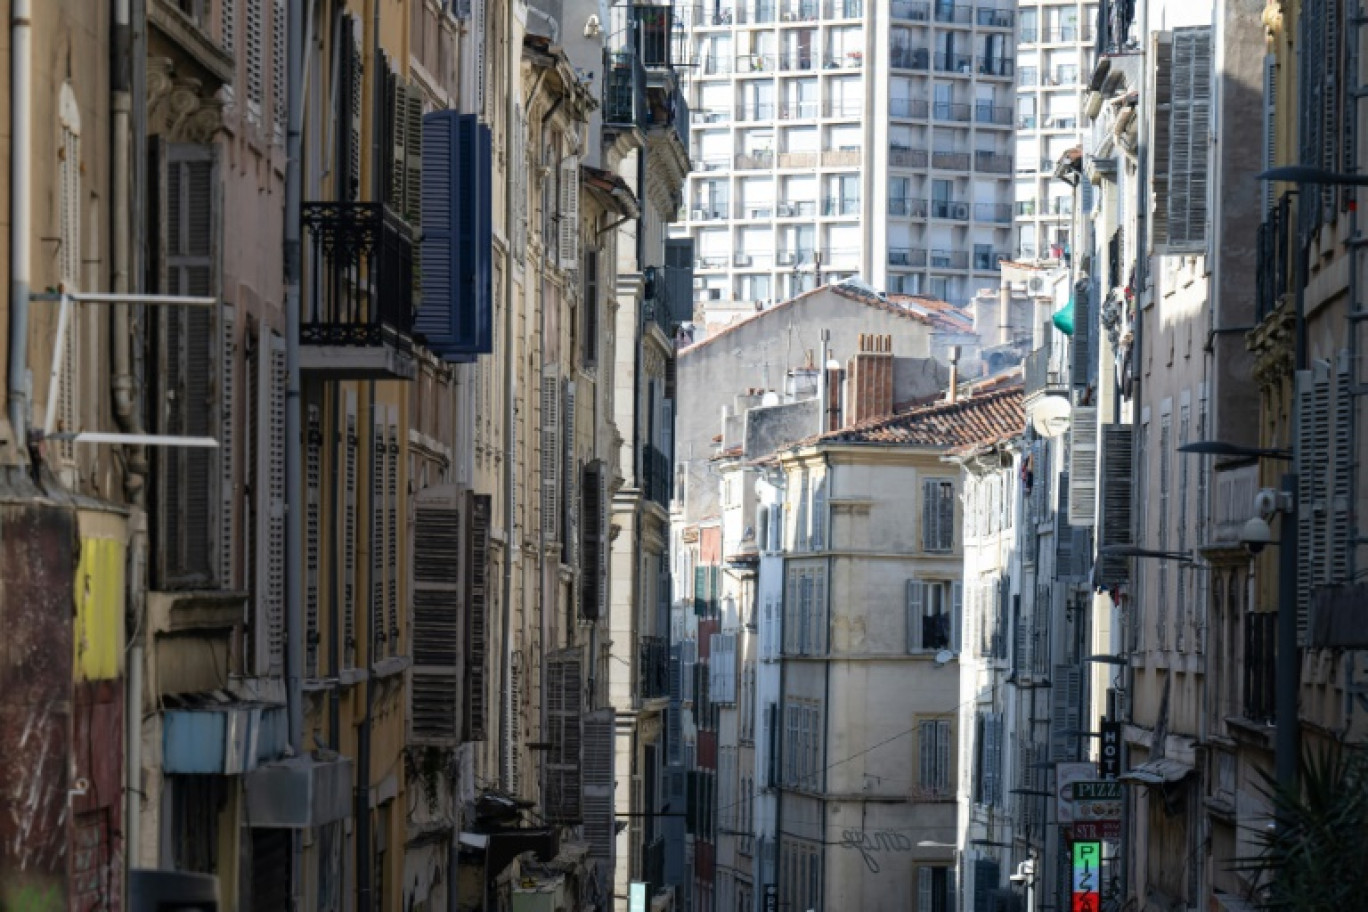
[677,0,1019,310]
[1011,0,1097,258]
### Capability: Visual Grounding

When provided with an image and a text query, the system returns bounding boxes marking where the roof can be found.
[805,385,1023,450]
[679,281,966,355]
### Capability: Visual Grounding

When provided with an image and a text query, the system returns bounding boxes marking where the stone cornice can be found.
[1248,302,1296,389]
[147,57,226,143]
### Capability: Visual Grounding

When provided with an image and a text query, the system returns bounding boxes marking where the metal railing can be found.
[975,202,1013,223]
[973,250,1003,270]
[776,200,818,216]
[931,199,970,220]
[779,101,820,119]
[978,56,1014,77]
[778,53,818,72]
[1256,195,1293,321]
[639,636,671,700]
[301,202,414,345]
[935,51,974,72]
[890,97,930,118]
[737,103,776,121]
[779,0,821,19]
[933,101,971,122]
[822,196,861,216]
[932,150,970,170]
[975,103,1013,125]
[891,0,930,19]
[1018,66,1038,85]
[888,247,929,266]
[890,47,930,69]
[934,1,972,23]
[930,249,969,269]
[1024,346,1065,397]
[975,151,1013,173]
[604,52,647,127]
[889,147,929,168]
[702,55,733,75]
[887,198,930,217]
[736,53,776,72]
[824,0,864,17]
[977,7,1013,26]
[822,100,863,117]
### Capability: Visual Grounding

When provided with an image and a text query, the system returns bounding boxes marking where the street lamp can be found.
[1257,165,1368,186]
[1097,544,1196,564]
[1176,440,1292,460]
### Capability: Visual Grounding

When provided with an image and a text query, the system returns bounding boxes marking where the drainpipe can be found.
[499,0,519,793]
[8,0,32,453]
[947,345,961,403]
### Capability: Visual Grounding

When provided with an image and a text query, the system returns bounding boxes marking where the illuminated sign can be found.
[630,882,646,912]
[1072,841,1101,912]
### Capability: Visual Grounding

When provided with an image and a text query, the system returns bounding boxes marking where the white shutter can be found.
[464,493,492,740]
[951,581,963,653]
[1295,362,1332,644]
[343,391,359,668]
[562,380,578,568]
[582,708,617,879]
[1332,350,1353,582]
[1262,54,1277,211]
[1166,27,1212,251]
[404,84,424,225]
[386,408,400,653]
[507,654,523,793]
[346,17,363,198]
[1150,32,1174,246]
[305,404,322,678]
[1050,664,1083,760]
[411,485,461,744]
[541,371,560,541]
[1069,406,1099,526]
[512,104,527,259]
[558,155,580,268]
[544,648,584,821]
[390,75,407,212]
[918,865,934,911]
[221,0,236,53]
[256,332,286,674]
[906,579,926,651]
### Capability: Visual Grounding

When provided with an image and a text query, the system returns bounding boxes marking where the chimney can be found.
[825,361,843,432]
[846,333,895,425]
[947,345,961,404]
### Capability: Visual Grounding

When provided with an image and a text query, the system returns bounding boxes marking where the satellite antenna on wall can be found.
[1030,396,1073,438]
[933,649,955,668]
[1028,276,1046,293]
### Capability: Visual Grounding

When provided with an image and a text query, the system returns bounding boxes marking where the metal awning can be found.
[1119,757,1194,785]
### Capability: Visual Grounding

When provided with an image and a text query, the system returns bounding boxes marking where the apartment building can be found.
[1011,0,1096,258]
[676,0,1017,308]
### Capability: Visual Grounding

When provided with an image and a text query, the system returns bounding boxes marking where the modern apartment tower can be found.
[677,0,1019,309]
[1012,0,1097,258]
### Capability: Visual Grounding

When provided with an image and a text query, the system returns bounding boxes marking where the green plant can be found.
[1234,746,1368,910]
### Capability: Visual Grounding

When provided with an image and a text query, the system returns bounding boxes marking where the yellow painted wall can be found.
[74,517,125,682]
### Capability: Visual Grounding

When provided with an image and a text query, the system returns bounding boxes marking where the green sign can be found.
[1074,781,1123,801]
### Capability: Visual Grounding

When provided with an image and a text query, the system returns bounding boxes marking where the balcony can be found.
[975,103,1013,126]
[976,7,1013,27]
[735,151,775,169]
[933,101,971,122]
[935,51,974,73]
[702,55,733,75]
[822,149,862,166]
[931,199,970,220]
[737,103,776,122]
[934,1,972,23]
[779,0,821,20]
[777,152,818,168]
[888,247,929,266]
[604,52,647,128]
[638,636,670,700]
[975,151,1013,173]
[973,249,1003,270]
[779,52,817,72]
[1024,346,1066,398]
[890,97,930,119]
[932,150,970,170]
[890,46,930,70]
[1243,611,1276,724]
[822,196,860,216]
[1017,115,1038,129]
[777,248,816,266]
[1019,27,1039,43]
[1015,200,1037,216]
[695,255,730,270]
[892,0,930,19]
[930,249,969,269]
[1018,66,1038,86]
[776,200,818,217]
[975,202,1013,223]
[824,0,864,17]
[1256,195,1292,322]
[737,53,776,73]
[823,52,864,69]
[689,206,730,221]
[1041,25,1080,42]
[642,445,671,507]
[779,101,820,119]
[301,202,416,379]
[889,147,929,168]
[822,100,863,118]
[1049,198,1073,215]
[978,57,1014,77]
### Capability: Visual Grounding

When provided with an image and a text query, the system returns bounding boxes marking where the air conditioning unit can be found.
[691,208,706,220]
[707,289,723,300]
[778,203,794,216]
[735,253,753,266]
[1028,276,1045,292]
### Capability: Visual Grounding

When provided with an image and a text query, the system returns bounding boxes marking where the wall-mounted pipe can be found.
[8,0,32,452]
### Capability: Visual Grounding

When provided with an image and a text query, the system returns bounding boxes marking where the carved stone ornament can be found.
[147,56,225,143]
[1262,0,1284,44]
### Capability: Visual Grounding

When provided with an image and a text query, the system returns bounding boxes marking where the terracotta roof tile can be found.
[811,385,1024,450]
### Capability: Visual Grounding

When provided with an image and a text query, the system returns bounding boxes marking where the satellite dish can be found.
[1030,396,1073,438]
[933,649,955,667]
[1028,276,1046,292]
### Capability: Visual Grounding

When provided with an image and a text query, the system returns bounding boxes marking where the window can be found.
[917,719,952,798]
[784,564,827,655]
[917,866,955,912]
[245,0,263,120]
[784,700,821,789]
[974,711,1003,806]
[922,478,956,551]
[906,579,961,651]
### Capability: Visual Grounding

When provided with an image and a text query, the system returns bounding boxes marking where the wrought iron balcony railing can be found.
[604,52,647,128]
[639,636,671,700]
[301,201,415,347]
[1256,194,1293,322]
[642,445,672,507]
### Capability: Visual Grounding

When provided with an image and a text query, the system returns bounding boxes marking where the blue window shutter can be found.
[418,111,493,357]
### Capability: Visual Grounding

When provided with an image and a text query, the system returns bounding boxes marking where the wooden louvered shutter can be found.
[1072,286,1092,389]
[1068,407,1098,526]
[583,708,616,878]
[1296,363,1331,643]
[371,412,387,659]
[340,16,363,200]
[1262,54,1277,211]
[507,654,523,793]
[404,85,424,225]
[973,859,1001,912]
[386,410,400,653]
[512,104,527,260]
[951,581,963,653]
[906,579,925,651]
[255,332,287,674]
[919,719,950,795]
[1166,27,1212,251]
[582,251,599,368]
[463,492,491,740]
[271,0,285,139]
[1098,424,1134,586]
[1050,664,1083,761]
[157,144,221,589]
[1332,351,1353,583]
[562,380,578,567]
[411,485,461,744]
[245,0,264,118]
[541,371,560,541]
[1150,32,1174,247]
[559,155,581,268]
[305,404,322,678]
[581,462,602,619]
[342,391,359,667]
[220,305,238,589]
[545,648,584,822]
[387,69,405,214]
[984,713,1002,807]
[919,867,933,912]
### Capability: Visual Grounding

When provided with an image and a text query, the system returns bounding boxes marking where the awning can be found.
[162,693,287,775]
[1119,757,1193,785]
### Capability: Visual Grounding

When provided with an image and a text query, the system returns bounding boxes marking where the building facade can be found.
[676,0,1018,308]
